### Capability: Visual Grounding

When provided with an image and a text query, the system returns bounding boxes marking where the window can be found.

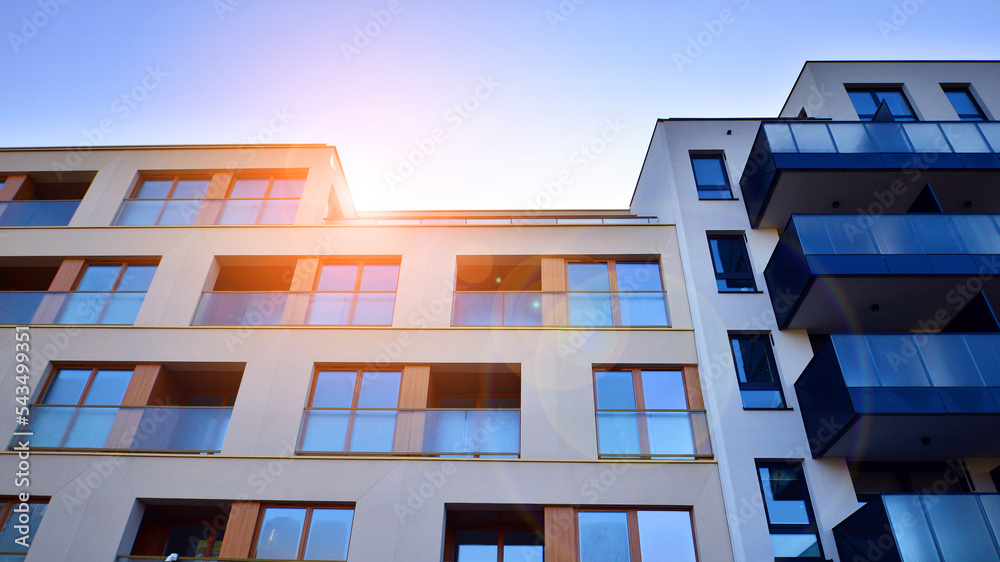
[61,261,157,324]
[217,174,305,225]
[577,509,697,562]
[847,87,917,121]
[730,333,786,409]
[566,260,668,326]
[253,506,353,560]
[708,234,756,292]
[160,521,225,558]
[943,86,987,121]
[690,154,733,199]
[756,461,823,561]
[593,368,710,459]
[300,369,402,453]
[444,506,543,562]
[117,175,211,225]
[308,261,399,325]
[0,499,47,558]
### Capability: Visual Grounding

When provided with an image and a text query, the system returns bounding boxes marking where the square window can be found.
[943,86,987,121]
[708,235,757,292]
[847,87,917,121]
[691,154,733,200]
[730,333,786,409]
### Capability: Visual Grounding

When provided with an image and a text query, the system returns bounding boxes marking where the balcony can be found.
[765,214,1000,330]
[115,198,300,225]
[595,409,712,459]
[0,200,80,226]
[740,121,1000,229]
[795,334,1000,459]
[192,291,396,325]
[834,493,1000,561]
[0,291,146,325]
[451,291,670,327]
[297,408,520,457]
[12,405,231,453]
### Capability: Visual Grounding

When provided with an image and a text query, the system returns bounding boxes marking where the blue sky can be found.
[2,0,999,211]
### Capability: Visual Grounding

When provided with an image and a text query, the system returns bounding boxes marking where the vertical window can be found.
[756,461,823,560]
[943,86,987,121]
[566,260,668,326]
[0,499,47,558]
[60,261,157,324]
[730,333,786,409]
[36,367,134,448]
[593,368,708,459]
[847,87,917,121]
[577,509,697,562]
[300,369,402,453]
[117,176,212,225]
[690,154,733,200]
[253,506,353,560]
[708,234,756,292]
[308,262,399,325]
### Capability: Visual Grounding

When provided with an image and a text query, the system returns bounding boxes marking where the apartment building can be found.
[630,61,1000,561]
[0,144,732,560]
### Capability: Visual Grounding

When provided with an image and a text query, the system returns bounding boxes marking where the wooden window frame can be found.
[226,174,307,200]
[311,261,400,325]
[576,507,699,562]
[129,175,214,200]
[70,261,158,292]
[38,365,135,407]
[444,523,545,562]
[564,259,665,327]
[250,504,353,561]
[304,368,403,452]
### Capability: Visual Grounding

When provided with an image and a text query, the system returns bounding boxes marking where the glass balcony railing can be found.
[834,493,1000,562]
[115,198,300,226]
[297,408,520,457]
[116,558,347,562]
[762,121,1000,155]
[191,292,396,326]
[0,291,147,325]
[0,200,80,226]
[11,405,231,453]
[595,409,711,459]
[451,291,670,327]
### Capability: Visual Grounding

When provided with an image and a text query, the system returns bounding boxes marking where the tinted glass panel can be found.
[849,91,879,118]
[230,178,269,198]
[875,90,915,119]
[732,336,779,384]
[82,369,132,405]
[359,265,399,291]
[691,156,730,187]
[316,265,359,291]
[356,371,401,408]
[76,264,122,291]
[118,265,157,292]
[578,511,630,562]
[254,507,305,558]
[455,530,498,562]
[312,371,358,408]
[172,179,210,199]
[567,263,610,291]
[0,503,46,553]
[759,466,811,525]
[270,178,306,198]
[135,179,173,199]
[640,370,687,409]
[504,530,543,562]
[303,508,353,560]
[594,371,636,410]
[615,262,662,291]
[637,510,697,562]
[42,369,91,404]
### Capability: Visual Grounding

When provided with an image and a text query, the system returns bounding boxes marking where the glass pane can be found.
[764,123,797,152]
[596,412,641,456]
[829,123,876,153]
[918,335,985,386]
[910,216,967,254]
[640,370,687,409]
[740,389,786,409]
[28,405,75,446]
[868,215,924,254]
[794,216,835,255]
[306,293,352,325]
[215,199,260,225]
[866,123,913,152]
[312,371,358,408]
[83,369,132,405]
[884,495,941,562]
[76,264,122,291]
[317,265,359,291]
[646,411,695,456]
[691,156,730,187]
[791,123,836,153]
[732,336,779,385]
[979,123,1000,152]
[42,369,91,404]
[357,371,401,408]
[270,178,306,198]
[0,503,45,553]
[758,465,811,525]
[230,178,269,198]
[171,178,210,199]
[303,508,353,560]
[568,293,613,326]
[710,237,751,275]
[156,199,201,225]
[255,507,306,559]
[452,293,500,326]
[135,179,173,199]
[97,293,145,324]
[770,534,821,558]
[952,215,1000,254]
[256,199,300,224]
[982,495,1000,549]
[359,265,400,291]
[63,407,117,447]
[504,530,543,562]
[867,335,931,386]
[615,262,662,291]
[349,410,397,452]
[578,511,630,562]
[849,91,879,118]
[567,263,611,291]
[942,122,991,152]
[923,495,1000,562]
[350,293,395,325]
[595,371,636,409]
[618,293,669,326]
[118,265,157,292]
[902,123,950,152]
[299,410,350,452]
[637,511,697,562]
[946,89,981,116]
[455,530,499,562]
[504,292,543,326]
[825,216,877,254]
[115,200,165,225]
[876,91,915,118]
[832,335,881,387]
[966,335,1000,386]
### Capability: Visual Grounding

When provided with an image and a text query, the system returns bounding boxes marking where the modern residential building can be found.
[3,60,1000,562]
[630,60,1000,561]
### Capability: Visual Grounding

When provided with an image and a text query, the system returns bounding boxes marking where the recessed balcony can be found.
[740,121,1000,230]
[765,214,1000,331]
[795,334,1000,459]
[834,493,1000,561]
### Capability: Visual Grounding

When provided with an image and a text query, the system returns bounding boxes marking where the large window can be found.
[59,261,157,324]
[253,506,353,560]
[708,235,756,292]
[690,154,733,200]
[577,509,697,562]
[567,260,668,326]
[943,86,988,121]
[0,499,47,559]
[300,369,402,453]
[308,262,399,325]
[847,87,917,121]
[593,368,710,459]
[730,333,786,409]
[756,461,823,561]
